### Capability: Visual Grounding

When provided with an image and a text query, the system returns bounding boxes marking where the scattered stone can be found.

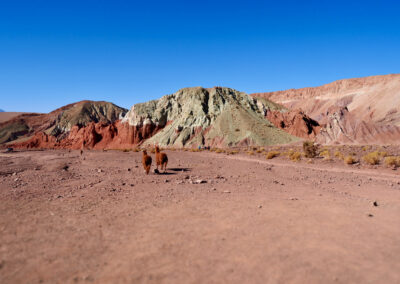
[176,180,184,184]
[164,179,170,183]
[184,175,190,179]
[134,165,138,168]
[222,190,231,193]
[62,165,69,171]
[14,178,19,182]
[153,169,160,174]
[97,169,102,173]
[127,168,131,171]
[373,201,378,207]
[122,182,126,186]
[194,179,207,184]
[212,187,217,191]
[258,205,262,208]
[368,214,374,217]
[290,197,298,200]
[130,184,134,187]
[57,195,63,198]
[12,172,16,176]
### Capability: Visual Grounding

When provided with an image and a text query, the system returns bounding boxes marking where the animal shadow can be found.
[168,167,192,172]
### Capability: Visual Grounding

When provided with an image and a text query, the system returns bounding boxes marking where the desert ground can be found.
[1,148,400,283]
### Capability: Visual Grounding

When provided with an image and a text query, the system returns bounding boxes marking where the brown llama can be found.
[155,146,168,172]
[142,150,152,175]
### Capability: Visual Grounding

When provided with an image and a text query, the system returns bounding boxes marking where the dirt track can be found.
[1,150,400,283]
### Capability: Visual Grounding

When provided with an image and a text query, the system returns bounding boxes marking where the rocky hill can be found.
[121,87,299,147]
[252,74,400,144]
[5,87,305,149]
[0,101,127,145]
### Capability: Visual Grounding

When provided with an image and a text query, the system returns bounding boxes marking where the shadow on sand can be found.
[168,168,192,172]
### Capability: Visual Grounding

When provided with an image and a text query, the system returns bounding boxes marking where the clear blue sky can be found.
[1,0,399,112]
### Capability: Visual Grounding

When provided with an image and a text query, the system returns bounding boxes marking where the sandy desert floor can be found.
[1,149,400,283]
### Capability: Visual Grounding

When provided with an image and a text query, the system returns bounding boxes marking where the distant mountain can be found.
[0,109,4,112]
[252,74,400,144]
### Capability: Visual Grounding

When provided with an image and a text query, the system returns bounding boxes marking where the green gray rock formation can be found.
[123,87,298,147]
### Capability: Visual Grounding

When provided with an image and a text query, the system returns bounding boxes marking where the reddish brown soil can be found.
[1,150,400,283]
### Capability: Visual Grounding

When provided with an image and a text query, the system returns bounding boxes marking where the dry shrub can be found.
[230,150,239,155]
[256,149,263,153]
[266,151,280,159]
[344,155,357,165]
[215,149,224,153]
[363,151,381,165]
[319,149,330,160]
[122,148,131,152]
[303,141,318,158]
[247,151,254,156]
[379,151,388,158]
[362,145,369,151]
[384,156,400,167]
[133,148,140,152]
[334,151,344,160]
[289,151,301,162]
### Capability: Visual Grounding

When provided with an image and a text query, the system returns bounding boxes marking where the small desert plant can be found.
[215,149,224,153]
[256,149,263,153]
[363,151,381,165]
[379,151,388,158]
[133,148,140,152]
[289,151,301,162]
[122,148,131,152]
[344,155,357,165]
[247,151,255,156]
[319,149,330,159]
[303,141,318,158]
[384,156,400,167]
[266,151,280,159]
[230,150,239,155]
[334,151,344,160]
[362,145,370,151]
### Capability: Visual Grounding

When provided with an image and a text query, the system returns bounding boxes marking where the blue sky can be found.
[0,0,399,112]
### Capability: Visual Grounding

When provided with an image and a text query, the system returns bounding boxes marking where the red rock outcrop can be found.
[266,110,321,139]
[11,120,165,150]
